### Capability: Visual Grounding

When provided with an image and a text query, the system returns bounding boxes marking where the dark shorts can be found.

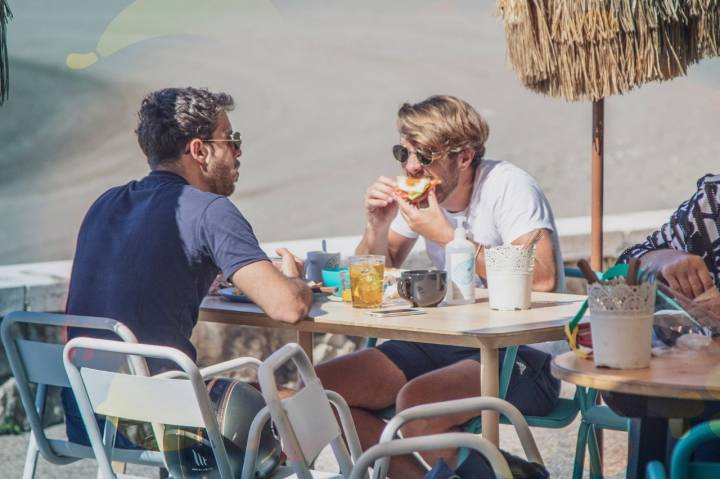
[376,340,560,416]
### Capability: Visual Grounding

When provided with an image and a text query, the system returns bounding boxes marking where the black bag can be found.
[423,449,549,479]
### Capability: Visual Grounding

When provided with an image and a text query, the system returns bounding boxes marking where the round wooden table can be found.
[552,342,720,478]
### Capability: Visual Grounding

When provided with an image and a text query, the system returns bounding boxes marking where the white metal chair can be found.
[0,311,166,479]
[63,337,266,479]
[244,343,544,479]
[3,311,262,478]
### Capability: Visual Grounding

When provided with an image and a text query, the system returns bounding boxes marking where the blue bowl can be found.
[321,267,349,296]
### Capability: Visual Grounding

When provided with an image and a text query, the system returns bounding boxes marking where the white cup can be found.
[590,311,653,369]
[486,270,532,310]
[484,245,534,311]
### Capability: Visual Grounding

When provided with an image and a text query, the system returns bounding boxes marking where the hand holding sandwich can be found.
[397,188,454,245]
[364,176,399,228]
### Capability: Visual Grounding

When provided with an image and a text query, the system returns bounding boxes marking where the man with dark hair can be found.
[62,87,312,446]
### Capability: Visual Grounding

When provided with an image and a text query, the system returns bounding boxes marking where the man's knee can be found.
[315,348,406,409]
[396,376,430,412]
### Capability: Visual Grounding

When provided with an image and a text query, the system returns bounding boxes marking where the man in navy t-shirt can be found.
[62,87,312,446]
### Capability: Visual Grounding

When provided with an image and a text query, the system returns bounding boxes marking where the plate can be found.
[219,287,253,303]
[218,287,331,304]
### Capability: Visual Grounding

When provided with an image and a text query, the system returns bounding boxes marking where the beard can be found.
[432,166,459,203]
[206,160,239,197]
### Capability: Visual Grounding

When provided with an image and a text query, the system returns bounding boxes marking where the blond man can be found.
[316,95,564,478]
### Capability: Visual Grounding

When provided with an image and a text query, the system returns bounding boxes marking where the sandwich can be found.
[396,176,441,204]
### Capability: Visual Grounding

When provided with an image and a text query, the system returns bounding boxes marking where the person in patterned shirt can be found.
[618,174,720,299]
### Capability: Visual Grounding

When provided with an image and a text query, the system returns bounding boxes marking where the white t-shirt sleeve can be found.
[390,212,419,239]
[494,170,555,243]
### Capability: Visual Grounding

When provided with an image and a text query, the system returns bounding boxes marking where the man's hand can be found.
[396,189,454,245]
[656,252,714,299]
[276,248,304,278]
[365,176,399,228]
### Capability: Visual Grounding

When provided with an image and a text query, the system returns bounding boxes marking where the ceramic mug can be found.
[398,270,447,307]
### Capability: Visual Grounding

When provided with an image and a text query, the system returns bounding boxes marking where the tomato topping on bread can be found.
[396,176,442,204]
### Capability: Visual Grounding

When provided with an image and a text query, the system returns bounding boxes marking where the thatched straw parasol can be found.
[0,0,11,105]
[497,0,720,270]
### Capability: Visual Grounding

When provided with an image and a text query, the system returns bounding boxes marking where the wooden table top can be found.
[200,290,585,349]
[552,341,720,400]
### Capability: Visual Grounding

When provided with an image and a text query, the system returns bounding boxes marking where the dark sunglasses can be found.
[204,131,242,150]
[392,144,434,166]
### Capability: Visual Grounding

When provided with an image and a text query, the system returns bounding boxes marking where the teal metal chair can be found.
[368,266,630,479]
[646,420,720,479]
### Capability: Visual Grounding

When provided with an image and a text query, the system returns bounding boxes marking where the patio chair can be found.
[245,342,540,479]
[3,311,263,479]
[645,420,720,479]
[63,337,269,479]
[0,311,165,479]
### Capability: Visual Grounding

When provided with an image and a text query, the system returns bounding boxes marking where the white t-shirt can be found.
[390,160,569,356]
[391,159,565,291]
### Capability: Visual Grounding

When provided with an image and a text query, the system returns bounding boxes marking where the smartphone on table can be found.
[366,308,426,318]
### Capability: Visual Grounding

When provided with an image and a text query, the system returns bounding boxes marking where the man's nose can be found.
[404,155,424,176]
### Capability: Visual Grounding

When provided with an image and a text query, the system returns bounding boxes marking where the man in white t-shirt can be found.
[316,95,563,478]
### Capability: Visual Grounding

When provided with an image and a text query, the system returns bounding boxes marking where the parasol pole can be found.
[591,99,604,272]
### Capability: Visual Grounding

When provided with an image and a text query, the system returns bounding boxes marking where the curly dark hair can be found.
[135,87,234,168]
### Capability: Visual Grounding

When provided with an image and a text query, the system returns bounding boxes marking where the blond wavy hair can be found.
[397,95,490,167]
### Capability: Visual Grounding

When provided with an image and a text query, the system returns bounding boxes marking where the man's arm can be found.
[356,226,417,268]
[230,256,312,323]
[473,228,557,292]
[618,176,719,299]
[357,175,418,267]
[638,250,713,299]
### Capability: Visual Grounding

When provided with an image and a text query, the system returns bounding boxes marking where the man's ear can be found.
[187,139,208,166]
[457,149,475,171]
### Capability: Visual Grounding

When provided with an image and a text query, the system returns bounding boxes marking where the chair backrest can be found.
[349,431,513,479]
[373,396,541,479]
[669,420,720,479]
[0,311,143,464]
[63,337,233,479]
[257,343,362,479]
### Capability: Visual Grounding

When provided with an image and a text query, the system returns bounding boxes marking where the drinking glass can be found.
[340,270,353,303]
[348,255,385,308]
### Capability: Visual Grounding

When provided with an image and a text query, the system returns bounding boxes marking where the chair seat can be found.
[48,439,165,467]
[512,398,579,429]
[582,405,629,431]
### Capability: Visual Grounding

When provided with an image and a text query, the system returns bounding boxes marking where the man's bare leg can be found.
[316,348,428,478]
[395,360,482,469]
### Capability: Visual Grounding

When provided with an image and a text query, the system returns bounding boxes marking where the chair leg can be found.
[587,425,604,479]
[22,433,40,479]
[23,383,48,479]
[573,421,589,479]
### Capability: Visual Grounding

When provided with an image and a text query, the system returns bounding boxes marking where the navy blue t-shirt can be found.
[66,170,269,360]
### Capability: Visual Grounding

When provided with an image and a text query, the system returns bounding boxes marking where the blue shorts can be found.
[376,341,560,416]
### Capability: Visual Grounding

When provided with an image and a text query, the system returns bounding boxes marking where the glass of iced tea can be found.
[349,255,385,308]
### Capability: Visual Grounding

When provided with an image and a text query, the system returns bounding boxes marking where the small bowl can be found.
[321,267,349,296]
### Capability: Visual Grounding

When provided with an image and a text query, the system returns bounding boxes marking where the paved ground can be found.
[0,387,627,478]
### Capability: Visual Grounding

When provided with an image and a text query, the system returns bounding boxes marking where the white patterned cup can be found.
[588,280,655,369]
[485,245,535,311]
